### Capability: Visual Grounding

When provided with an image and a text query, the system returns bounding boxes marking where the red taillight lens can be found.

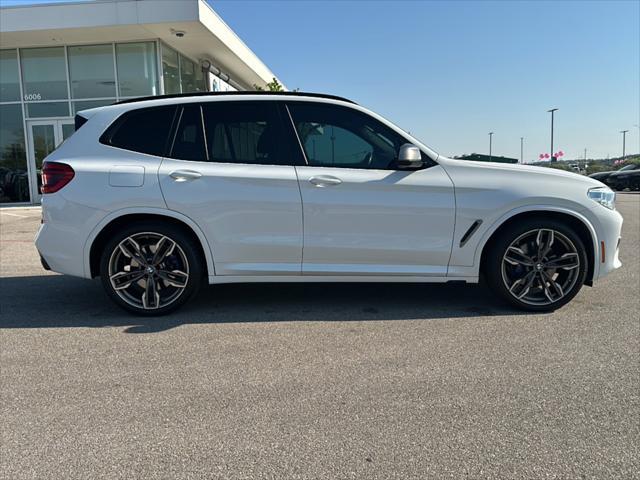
[41,162,75,194]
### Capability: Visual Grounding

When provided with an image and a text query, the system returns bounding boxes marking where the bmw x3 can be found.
[35,92,623,315]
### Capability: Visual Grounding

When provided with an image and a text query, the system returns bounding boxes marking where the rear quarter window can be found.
[74,114,88,131]
[100,105,177,156]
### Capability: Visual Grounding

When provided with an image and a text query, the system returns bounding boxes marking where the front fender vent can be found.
[459,220,483,247]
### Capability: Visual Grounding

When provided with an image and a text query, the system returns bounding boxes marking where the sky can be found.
[2,0,639,161]
[210,0,640,161]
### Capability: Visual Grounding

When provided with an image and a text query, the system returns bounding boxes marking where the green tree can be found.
[586,162,612,175]
[253,77,284,92]
[546,162,573,172]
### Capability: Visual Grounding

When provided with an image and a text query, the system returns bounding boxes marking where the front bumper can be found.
[587,204,623,281]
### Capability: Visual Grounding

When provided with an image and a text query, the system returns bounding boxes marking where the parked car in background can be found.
[589,163,637,187]
[606,163,640,191]
[35,92,623,315]
[568,163,585,175]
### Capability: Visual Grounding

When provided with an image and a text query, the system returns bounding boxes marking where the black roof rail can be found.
[115,91,357,105]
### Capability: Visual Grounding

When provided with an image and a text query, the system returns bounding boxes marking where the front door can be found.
[287,102,456,276]
[27,119,74,202]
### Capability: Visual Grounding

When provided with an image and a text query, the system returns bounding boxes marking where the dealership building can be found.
[0,0,281,204]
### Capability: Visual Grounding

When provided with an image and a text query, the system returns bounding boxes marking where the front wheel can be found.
[485,219,588,312]
[100,222,204,316]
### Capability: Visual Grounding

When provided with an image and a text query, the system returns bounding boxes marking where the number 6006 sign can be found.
[24,93,42,101]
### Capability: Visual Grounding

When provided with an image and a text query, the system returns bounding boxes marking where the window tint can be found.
[202,101,287,165]
[171,104,207,161]
[288,102,413,170]
[101,106,176,156]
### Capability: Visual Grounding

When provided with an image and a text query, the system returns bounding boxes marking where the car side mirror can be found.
[396,144,424,170]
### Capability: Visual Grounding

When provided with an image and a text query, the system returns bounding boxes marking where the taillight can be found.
[41,162,75,194]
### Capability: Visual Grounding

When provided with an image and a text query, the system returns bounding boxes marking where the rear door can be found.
[159,101,304,276]
[287,101,456,276]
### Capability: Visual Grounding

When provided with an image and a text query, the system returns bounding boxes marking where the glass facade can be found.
[21,47,68,100]
[194,63,205,93]
[0,48,28,203]
[72,99,116,114]
[161,45,181,95]
[0,40,237,203]
[26,102,70,118]
[0,104,29,203]
[31,124,57,193]
[160,43,206,94]
[210,75,237,92]
[0,50,21,102]
[68,44,116,99]
[180,55,197,93]
[116,42,159,97]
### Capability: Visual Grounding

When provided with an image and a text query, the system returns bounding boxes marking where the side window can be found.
[202,101,287,165]
[101,105,176,156]
[287,102,411,170]
[171,104,207,161]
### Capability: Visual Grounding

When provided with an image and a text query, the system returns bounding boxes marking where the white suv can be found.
[35,92,623,315]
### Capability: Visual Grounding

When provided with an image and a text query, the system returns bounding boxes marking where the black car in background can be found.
[607,163,640,191]
[589,163,640,190]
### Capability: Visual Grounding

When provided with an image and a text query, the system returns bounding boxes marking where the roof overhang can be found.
[0,0,281,90]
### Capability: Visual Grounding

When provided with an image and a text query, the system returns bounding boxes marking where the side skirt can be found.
[208,275,479,285]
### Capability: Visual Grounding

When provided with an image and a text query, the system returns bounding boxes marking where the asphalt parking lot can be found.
[1,194,638,479]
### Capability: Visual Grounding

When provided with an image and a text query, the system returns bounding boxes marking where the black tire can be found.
[484,218,588,312]
[100,221,204,316]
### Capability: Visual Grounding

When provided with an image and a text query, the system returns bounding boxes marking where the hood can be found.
[439,157,604,187]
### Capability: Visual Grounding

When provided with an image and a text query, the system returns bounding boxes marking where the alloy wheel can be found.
[108,232,190,310]
[501,228,581,306]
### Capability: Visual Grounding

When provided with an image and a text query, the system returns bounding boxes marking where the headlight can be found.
[588,187,616,210]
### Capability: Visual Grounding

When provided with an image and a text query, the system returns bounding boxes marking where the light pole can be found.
[620,130,629,161]
[520,137,524,164]
[548,108,558,162]
[489,132,494,162]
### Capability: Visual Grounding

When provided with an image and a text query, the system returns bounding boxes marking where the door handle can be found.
[309,175,342,187]
[169,169,202,182]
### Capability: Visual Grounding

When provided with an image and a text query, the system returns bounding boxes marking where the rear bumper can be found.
[39,254,51,271]
[34,194,106,279]
[35,221,87,277]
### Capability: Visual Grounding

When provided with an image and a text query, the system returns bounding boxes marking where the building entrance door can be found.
[27,119,74,203]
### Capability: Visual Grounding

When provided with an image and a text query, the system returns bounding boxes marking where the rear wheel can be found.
[100,222,203,316]
[485,219,588,312]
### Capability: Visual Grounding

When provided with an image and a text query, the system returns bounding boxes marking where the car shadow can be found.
[0,274,529,333]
